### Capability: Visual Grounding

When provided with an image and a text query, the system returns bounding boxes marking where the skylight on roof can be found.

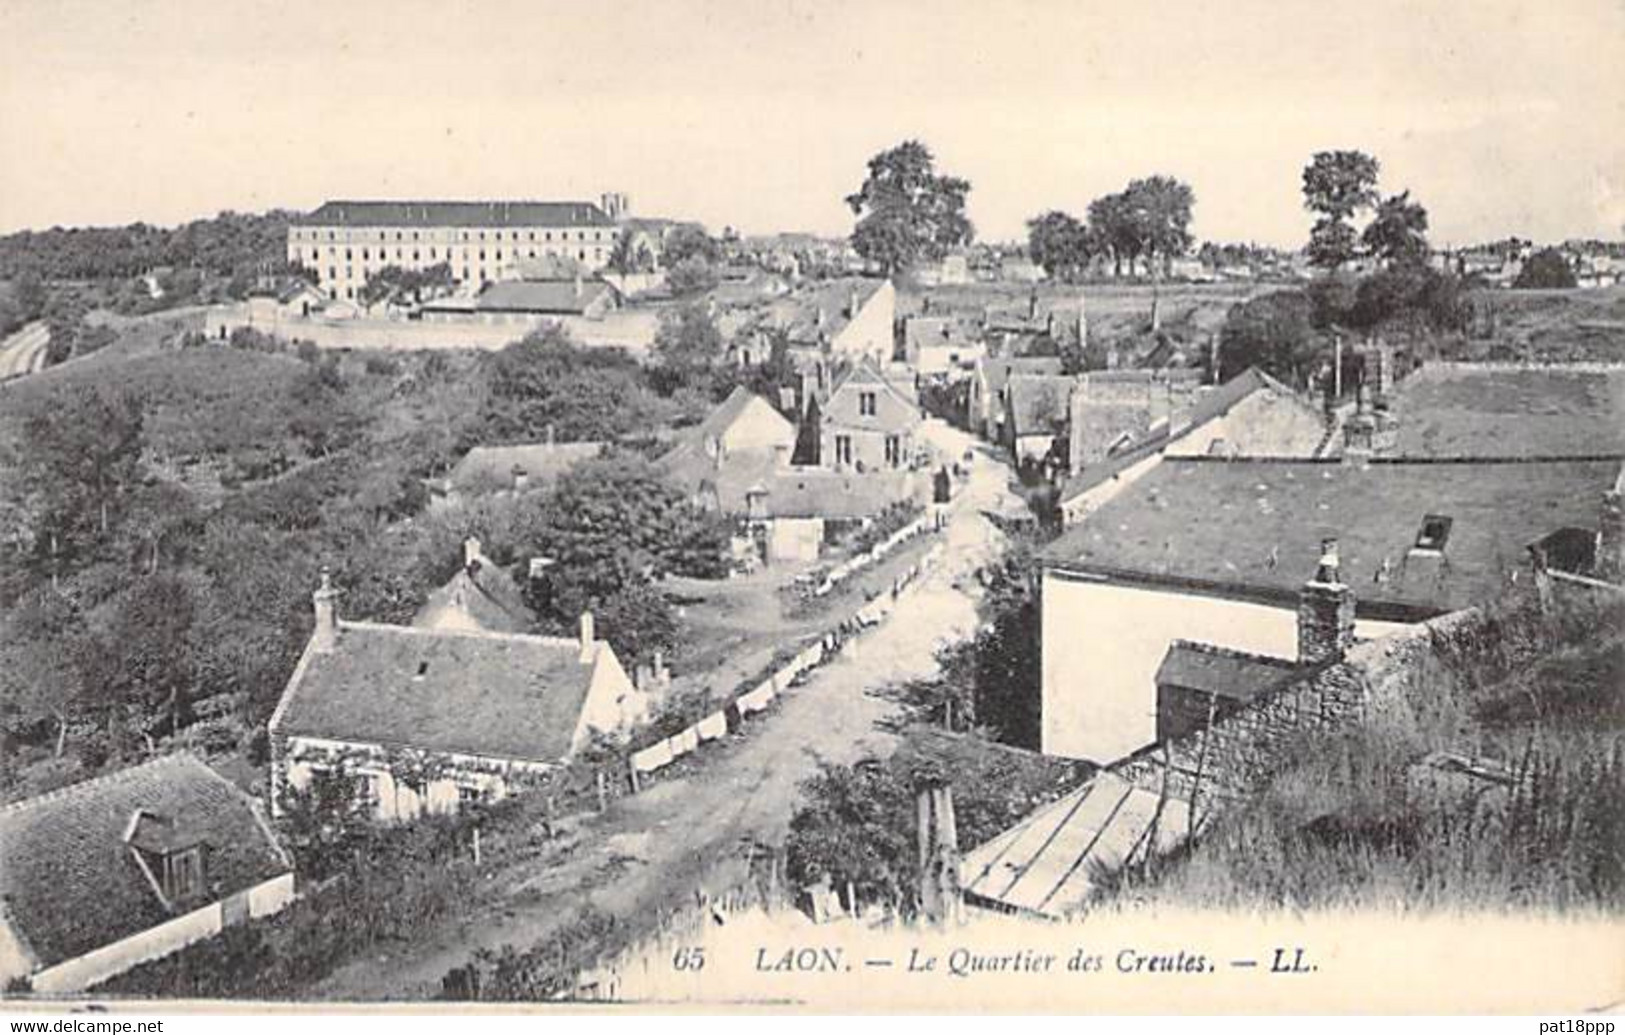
[1416,514,1454,552]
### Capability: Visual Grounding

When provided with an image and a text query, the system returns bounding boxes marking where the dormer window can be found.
[1415,514,1453,552]
[124,810,207,907]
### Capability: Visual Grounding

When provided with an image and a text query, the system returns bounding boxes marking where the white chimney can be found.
[463,536,483,570]
[311,567,341,653]
[579,611,596,662]
[512,465,529,492]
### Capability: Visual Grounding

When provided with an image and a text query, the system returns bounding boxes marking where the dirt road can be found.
[310,421,1019,1000]
[0,321,49,381]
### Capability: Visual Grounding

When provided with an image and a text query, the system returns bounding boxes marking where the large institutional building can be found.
[287,194,629,300]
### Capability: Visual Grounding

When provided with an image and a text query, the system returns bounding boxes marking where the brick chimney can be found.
[311,567,341,653]
[914,772,962,925]
[1298,537,1355,664]
[579,611,596,663]
[463,536,483,571]
[1598,483,1624,583]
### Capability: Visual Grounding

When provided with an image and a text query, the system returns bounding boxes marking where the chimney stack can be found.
[1076,295,1089,347]
[1298,538,1356,664]
[915,773,962,926]
[579,611,596,663]
[512,465,530,492]
[847,288,860,320]
[1027,290,1038,321]
[463,536,483,571]
[311,567,341,653]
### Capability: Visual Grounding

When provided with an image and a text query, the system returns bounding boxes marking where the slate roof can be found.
[0,754,290,970]
[1059,367,1313,504]
[1154,640,1306,702]
[413,560,536,635]
[903,316,981,353]
[755,277,887,343]
[978,356,1064,401]
[960,770,1189,917]
[660,388,798,494]
[1005,374,1078,437]
[449,441,604,492]
[273,623,601,764]
[1044,455,1621,618]
[471,279,619,315]
[295,200,614,229]
[736,467,916,519]
[1387,363,1625,457]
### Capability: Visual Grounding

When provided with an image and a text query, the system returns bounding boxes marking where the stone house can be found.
[268,572,647,823]
[819,358,922,473]
[1001,373,1079,465]
[967,355,1065,439]
[0,754,295,993]
[1039,454,1623,763]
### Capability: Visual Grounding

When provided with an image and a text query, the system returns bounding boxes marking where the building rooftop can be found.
[1005,374,1078,437]
[449,441,605,493]
[1387,363,1625,458]
[977,355,1065,401]
[0,754,290,970]
[295,200,614,229]
[1044,455,1621,618]
[468,279,619,315]
[1154,640,1307,702]
[413,558,536,636]
[754,277,887,344]
[960,770,1189,917]
[273,623,604,765]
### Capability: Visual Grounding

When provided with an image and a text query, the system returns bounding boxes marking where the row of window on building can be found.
[298,244,603,265]
[291,227,605,244]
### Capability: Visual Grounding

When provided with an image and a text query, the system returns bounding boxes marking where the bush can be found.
[1514,248,1578,290]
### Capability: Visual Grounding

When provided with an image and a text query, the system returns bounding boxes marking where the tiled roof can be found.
[738,467,916,519]
[1388,363,1625,457]
[273,623,601,764]
[1006,374,1078,437]
[470,279,618,315]
[1154,640,1306,702]
[978,356,1064,401]
[295,200,613,229]
[449,442,604,492]
[0,754,290,969]
[413,561,536,635]
[960,770,1189,917]
[1045,455,1621,617]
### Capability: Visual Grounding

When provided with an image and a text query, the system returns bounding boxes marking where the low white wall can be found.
[29,871,295,993]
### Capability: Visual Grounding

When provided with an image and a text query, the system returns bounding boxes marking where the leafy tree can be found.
[516,453,729,621]
[595,579,678,666]
[20,386,145,552]
[359,263,453,307]
[664,255,720,297]
[1123,175,1196,275]
[1514,248,1578,289]
[277,763,369,882]
[845,140,973,274]
[1302,150,1381,270]
[1361,191,1430,268]
[659,225,721,269]
[1087,191,1142,276]
[1026,210,1092,281]
[1217,290,1318,385]
[480,325,659,442]
[786,760,917,911]
[607,228,653,276]
[649,303,725,395]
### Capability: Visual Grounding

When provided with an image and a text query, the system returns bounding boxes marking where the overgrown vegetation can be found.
[1116,598,1625,913]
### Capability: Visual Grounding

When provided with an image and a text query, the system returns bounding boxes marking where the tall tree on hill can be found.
[1302,150,1381,270]
[1361,191,1431,269]
[20,386,145,555]
[1025,210,1092,282]
[846,140,973,275]
[1123,175,1196,331]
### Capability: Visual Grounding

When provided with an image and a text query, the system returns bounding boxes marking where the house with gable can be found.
[1038,453,1624,763]
[1058,368,1331,526]
[661,385,800,505]
[820,357,922,473]
[902,316,985,379]
[268,571,647,823]
[967,355,1065,439]
[445,439,605,496]
[1066,368,1207,473]
[0,754,295,993]
[1001,373,1079,466]
[413,537,536,634]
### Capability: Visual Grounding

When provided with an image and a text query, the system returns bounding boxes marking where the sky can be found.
[1,0,1622,247]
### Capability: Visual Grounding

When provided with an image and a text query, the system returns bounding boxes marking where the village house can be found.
[661,385,800,498]
[413,537,537,635]
[1066,368,1207,473]
[737,467,920,565]
[419,274,623,325]
[1001,373,1079,465]
[444,439,605,497]
[819,358,922,473]
[0,754,295,993]
[772,277,896,366]
[967,355,1065,439]
[1058,367,1331,526]
[267,571,648,823]
[901,316,986,379]
[1038,454,1623,763]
